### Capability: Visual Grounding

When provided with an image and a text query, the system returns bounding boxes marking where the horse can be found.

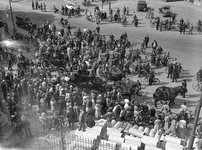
[153,86,187,107]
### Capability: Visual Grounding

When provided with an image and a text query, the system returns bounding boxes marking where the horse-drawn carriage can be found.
[153,86,187,107]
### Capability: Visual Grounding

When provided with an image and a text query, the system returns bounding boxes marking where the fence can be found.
[36,131,121,150]
[1,122,18,148]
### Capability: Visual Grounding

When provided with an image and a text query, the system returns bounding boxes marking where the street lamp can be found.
[109,0,111,11]
[187,90,202,150]
[8,0,16,35]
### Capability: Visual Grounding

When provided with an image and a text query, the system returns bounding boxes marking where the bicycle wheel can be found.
[165,68,168,74]
[153,78,160,85]
[150,23,155,28]
[140,76,148,83]
[192,83,201,92]
[58,67,65,75]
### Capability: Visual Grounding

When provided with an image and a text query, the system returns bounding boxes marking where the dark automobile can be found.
[137,0,147,12]
[159,5,173,17]
[0,19,4,28]
[15,15,37,31]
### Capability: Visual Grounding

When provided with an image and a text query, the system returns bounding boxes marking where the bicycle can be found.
[140,75,160,84]
[192,82,202,92]
[150,19,155,28]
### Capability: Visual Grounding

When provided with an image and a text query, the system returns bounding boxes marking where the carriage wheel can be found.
[58,67,65,76]
[140,76,148,83]
[165,68,169,74]
[153,78,160,85]
[42,59,52,70]
[192,83,201,92]
[150,23,155,28]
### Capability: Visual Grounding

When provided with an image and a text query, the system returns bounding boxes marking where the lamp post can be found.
[187,90,202,150]
[8,0,16,35]
[59,115,65,150]
[109,0,111,11]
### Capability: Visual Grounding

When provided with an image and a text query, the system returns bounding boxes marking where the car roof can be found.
[138,0,147,4]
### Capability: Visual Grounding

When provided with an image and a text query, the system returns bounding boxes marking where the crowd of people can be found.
[1,0,202,146]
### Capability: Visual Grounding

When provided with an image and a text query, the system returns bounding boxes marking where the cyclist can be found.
[197,67,202,82]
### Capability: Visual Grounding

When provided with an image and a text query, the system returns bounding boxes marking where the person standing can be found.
[21,115,33,137]
[40,3,43,12]
[78,108,86,131]
[32,0,35,10]
[182,80,187,98]
[172,64,177,82]
[66,107,75,130]
[160,20,163,32]
[35,0,38,9]
[96,25,100,34]
[67,24,72,35]
[126,7,129,16]
[144,35,149,48]
[167,62,173,79]
[156,17,160,30]
[1,80,7,101]
[43,3,46,12]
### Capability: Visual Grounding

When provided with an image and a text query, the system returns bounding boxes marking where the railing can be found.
[3,123,17,141]
[37,132,123,150]
[0,122,13,137]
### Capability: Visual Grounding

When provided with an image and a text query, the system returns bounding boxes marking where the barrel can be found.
[124,124,133,133]
[128,128,144,138]
[111,120,117,127]
[138,126,144,132]
[149,129,156,137]
[165,141,184,150]
[164,135,182,145]
[108,135,124,145]
[145,145,162,150]
[141,135,159,147]
[144,127,150,136]
[124,135,141,142]
[133,125,139,129]
[114,121,122,129]
[154,131,162,139]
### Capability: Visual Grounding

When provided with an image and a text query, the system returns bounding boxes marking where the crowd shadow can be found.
[159,81,169,86]
[155,72,164,76]
[185,94,201,98]
[172,98,196,109]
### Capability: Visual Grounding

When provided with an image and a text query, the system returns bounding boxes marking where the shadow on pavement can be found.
[185,94,201,98]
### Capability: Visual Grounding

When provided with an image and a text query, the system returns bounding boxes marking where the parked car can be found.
[15,15,37,31]
[137,0,147,12]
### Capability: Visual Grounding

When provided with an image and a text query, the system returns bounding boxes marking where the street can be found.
[0,0,202,149]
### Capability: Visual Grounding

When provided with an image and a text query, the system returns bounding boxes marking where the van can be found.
[137,0,147,12]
